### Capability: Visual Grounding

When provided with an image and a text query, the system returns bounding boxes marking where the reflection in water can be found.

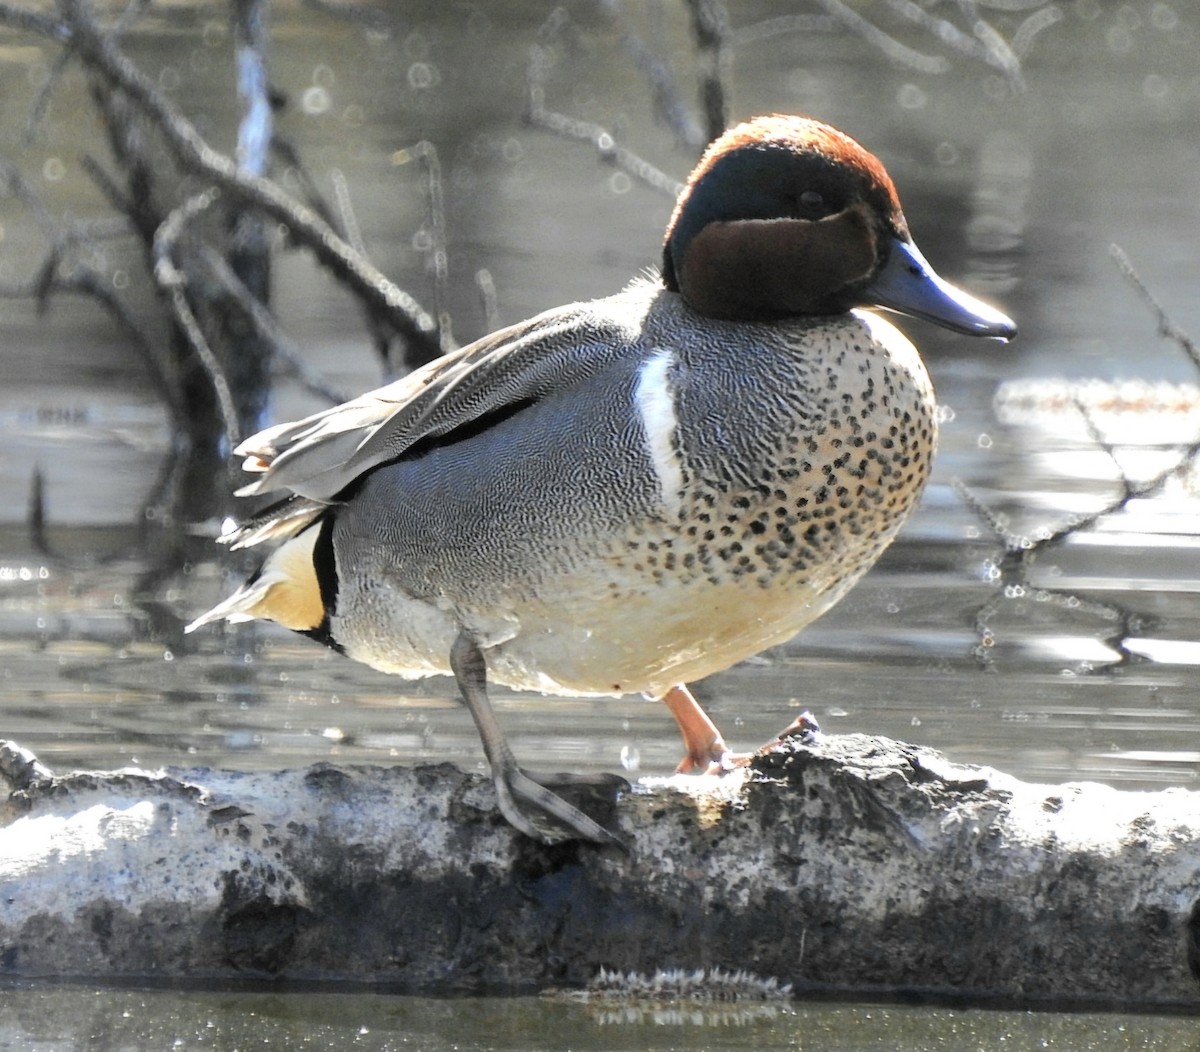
[548,965,793,1029]
[966,130,1030,294]
[0,982,1197,1051]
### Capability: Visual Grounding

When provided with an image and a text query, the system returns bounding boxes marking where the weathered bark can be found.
[1,734,1198,1006]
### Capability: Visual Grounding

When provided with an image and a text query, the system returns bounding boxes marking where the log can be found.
[1,734,1198,1006]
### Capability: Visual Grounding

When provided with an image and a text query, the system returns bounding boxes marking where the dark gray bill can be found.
[864,237,1016,340]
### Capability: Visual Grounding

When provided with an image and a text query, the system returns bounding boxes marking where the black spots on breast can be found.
[605,331,938,597]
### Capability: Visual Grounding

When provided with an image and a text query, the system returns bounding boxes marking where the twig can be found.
[813,0,952,74]
[730,14,837,47]
[597,0,706,149]
[682,0,730,143]
[526,36,683,199]
[879,0,990,65]
[0,260,181,420]
[24,44,74,144]
[955,0,1025,91]
[0,158,183,423]
[80,153,133,216]
[393,141,452,347]
[272,141,398,372]
[24,0,151,141]
[1109,244,1200,373]
[198,244,348,405]
[330,169,365,257]
[475,268,500,334]
[952,478,1023,551]
[1012,4,1063,58]
[975,0,1058,11]
[152,189,240,449]
[59,265,185,424]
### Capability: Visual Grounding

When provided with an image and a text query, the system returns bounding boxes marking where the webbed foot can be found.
[492,764,627,847]
[449,632,627,848]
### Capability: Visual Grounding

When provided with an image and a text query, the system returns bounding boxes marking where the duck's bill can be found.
[864,237,1016,341]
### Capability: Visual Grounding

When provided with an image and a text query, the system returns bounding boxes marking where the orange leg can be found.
[660,685,824,774]
[661,684,739,774]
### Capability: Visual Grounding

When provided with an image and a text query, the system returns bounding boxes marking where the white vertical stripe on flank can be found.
[633,349,684,513]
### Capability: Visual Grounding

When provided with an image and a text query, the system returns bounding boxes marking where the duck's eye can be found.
[796,189,829,219]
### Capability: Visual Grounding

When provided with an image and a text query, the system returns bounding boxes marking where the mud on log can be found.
[1,734,1198,1007]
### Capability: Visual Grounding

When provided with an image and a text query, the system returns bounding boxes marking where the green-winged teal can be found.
[188,114,1015,846]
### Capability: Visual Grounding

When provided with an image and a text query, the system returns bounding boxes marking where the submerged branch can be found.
[958,245,1200,666]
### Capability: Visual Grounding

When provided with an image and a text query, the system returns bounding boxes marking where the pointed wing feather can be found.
[219,494,330,550]
[236,294,645,502]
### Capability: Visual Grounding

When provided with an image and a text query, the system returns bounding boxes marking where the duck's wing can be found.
[234,298,638,506]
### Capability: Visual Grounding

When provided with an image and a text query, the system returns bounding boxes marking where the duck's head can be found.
[662,114,1015,340]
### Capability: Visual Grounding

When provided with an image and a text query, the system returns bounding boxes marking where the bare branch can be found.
[0,157,180,421]
[57,0,448,364]
[597,0,706,149]
[526,36,684,199]
[198,244,348,406]
[60,265,185,424]
[682,0,730,143]
[813,0,952,74]
[393,141,453,347]
[152,189,240,448]
[1012,4,1064,57]
[1110,243,1200,373]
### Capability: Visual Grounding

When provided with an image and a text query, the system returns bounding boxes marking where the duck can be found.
[187,114,1015,847]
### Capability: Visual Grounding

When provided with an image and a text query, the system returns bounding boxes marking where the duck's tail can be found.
[186,500,333,635]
